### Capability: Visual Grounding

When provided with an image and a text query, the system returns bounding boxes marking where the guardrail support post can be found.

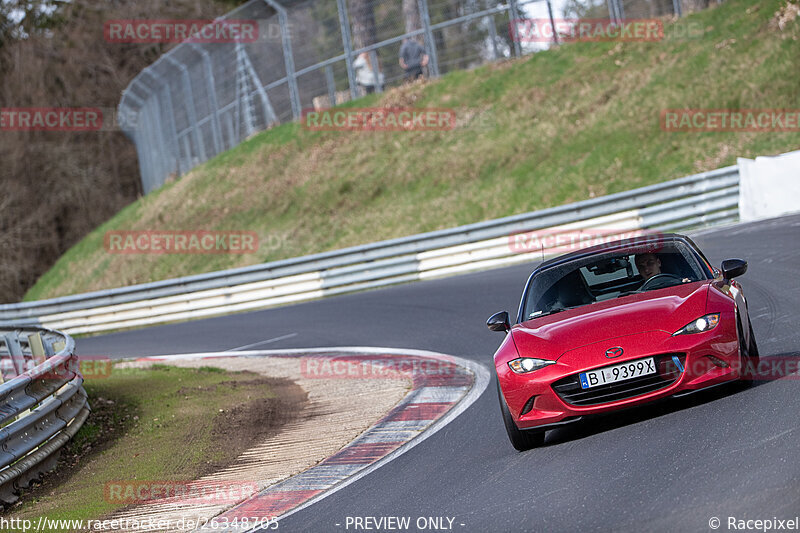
[3,333,25,376]
[28,333,46,365]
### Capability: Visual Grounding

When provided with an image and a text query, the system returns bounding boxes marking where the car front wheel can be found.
[738,319,760,384]
[497,380,545,451]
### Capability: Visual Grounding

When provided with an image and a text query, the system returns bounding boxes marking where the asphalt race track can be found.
[79,214,800,533]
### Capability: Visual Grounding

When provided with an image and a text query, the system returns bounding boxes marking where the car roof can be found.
[536,233,695,271]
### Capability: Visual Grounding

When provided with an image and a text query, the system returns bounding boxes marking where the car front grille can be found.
[552,353,686,407]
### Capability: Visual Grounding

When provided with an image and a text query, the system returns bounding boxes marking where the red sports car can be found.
[488,233,759,450]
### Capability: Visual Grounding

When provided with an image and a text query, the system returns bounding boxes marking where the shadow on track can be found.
[537,352,800,448]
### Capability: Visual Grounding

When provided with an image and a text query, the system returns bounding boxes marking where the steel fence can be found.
[118,0,706,193]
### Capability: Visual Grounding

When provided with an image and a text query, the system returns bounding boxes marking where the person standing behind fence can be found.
[353,52,384,95]
[399,38,428,81]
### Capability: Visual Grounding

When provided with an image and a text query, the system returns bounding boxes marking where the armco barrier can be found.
[0,165,739,334]
[0,327,88,504]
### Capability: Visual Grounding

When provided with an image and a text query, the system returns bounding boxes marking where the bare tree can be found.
[349,0,377,50]
[402,0,421,41]
[0,0,249,303]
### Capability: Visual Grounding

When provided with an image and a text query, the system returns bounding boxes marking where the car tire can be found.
[497,380,545,451]
[748,321,760,361]
[738,318,759,385]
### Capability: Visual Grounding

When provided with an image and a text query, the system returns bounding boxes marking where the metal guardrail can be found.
[0,165,739,334]
[0,327,88,505]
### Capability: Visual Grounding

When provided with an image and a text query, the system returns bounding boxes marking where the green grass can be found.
[6,365,279,528]
[25,0,800,301]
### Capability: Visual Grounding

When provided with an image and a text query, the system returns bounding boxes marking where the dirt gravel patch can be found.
[107,355,410,531]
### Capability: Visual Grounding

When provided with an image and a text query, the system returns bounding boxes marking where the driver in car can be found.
[635,253,662,281]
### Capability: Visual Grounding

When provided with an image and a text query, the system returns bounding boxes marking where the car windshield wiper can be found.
[528,306,579,319]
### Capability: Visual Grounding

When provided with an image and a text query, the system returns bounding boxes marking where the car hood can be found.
[511,281,710,361]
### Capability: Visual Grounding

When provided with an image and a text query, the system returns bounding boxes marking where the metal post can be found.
[236,42,278,126]
[124,90,157,193]
[487,15,500,59]
[165,56,206,162]
[225,112,235,150]
[143,88,167,185]
[143,101,162,192]
[182,135,192,167]
[325,65,337,106]
[507,0,522,58]
[159,84,181,175]
[121,93,156,192]
[369,50,383,93]
[265,0,301,120]
[546,0,559,45]
[141,71,181,177]
[336,0,358,101]
[607,0,617,24]
[418,0,440,77]
[191,45,223,156]
[137,75,174,186]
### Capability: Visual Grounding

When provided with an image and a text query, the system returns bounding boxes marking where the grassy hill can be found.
[25,0,800,301]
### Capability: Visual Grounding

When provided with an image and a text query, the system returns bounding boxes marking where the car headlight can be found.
[508,358,555,374]
[673,313,720,336]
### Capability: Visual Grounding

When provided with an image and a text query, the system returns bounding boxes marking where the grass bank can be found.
[6,364,305,527]
[26,0,800,301]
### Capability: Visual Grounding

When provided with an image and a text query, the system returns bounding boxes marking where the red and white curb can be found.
[135,347,489,531]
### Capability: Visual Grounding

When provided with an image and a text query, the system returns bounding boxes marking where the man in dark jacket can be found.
[399,38,429,81]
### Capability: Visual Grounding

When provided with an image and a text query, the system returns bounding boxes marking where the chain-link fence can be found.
[118,0,712,193]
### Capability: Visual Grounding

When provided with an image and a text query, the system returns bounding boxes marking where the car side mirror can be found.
[487,311,510,332]
[721,258,747,280]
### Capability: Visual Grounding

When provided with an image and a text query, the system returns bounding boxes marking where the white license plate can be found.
[579,358,656,389]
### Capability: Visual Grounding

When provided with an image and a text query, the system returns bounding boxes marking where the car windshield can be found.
[521,240,710,321]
